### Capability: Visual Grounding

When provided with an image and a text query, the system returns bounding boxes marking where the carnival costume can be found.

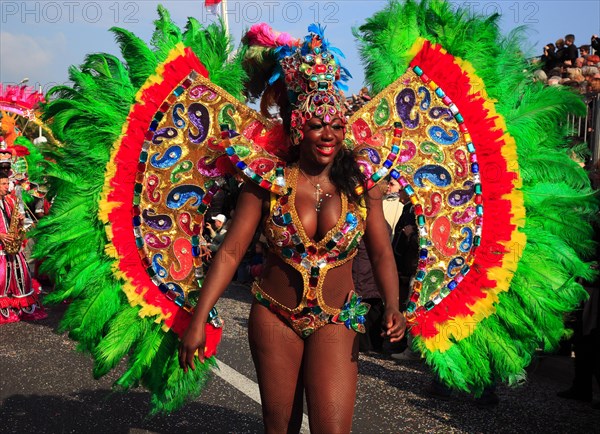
[0,83,53,218]
[32,0,597,413]
[253,164,369,338]
[0,193,38,323]
[0,85,48,323]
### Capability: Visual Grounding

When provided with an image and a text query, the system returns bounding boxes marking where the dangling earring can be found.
[291,130,303,146]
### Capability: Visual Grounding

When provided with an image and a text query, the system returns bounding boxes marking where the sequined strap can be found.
[251,280,315,315]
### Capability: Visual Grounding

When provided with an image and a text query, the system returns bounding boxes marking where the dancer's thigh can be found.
[248,301,304,432]
[303,324,359,434]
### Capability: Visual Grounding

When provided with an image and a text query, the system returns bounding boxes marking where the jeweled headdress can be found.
[245,23,351,145]
[279,25,350,144]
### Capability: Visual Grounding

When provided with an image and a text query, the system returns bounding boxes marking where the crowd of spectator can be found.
[344,87,372,116]
[536,33,600,95]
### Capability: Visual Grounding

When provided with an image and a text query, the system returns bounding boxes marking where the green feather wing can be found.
[356,0,598,394]
[33,7,246,413]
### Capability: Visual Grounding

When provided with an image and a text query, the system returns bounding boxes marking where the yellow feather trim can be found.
[99,44,187,225]
[408,38,427,59]
[421,56,527,352]
[96,44,191,330]
[104,242,118,259]
[135,43,186,99]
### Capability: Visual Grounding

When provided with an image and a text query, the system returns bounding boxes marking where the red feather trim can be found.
[106,47,209,338]
[408,42,518,339]
[253,123,292,160]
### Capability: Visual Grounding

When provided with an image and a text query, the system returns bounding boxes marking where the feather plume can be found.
[150,5,183,62]
[110,27,158,89]
[114,322,167,390]
[93,305,147,378]
[356,0,597,393]
[33,5,240,412]
[183,18,246,99]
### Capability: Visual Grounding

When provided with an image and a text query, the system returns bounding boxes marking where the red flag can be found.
[205,0,222,14]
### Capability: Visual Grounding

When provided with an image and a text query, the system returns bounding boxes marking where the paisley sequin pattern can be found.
[346,66,483,318]
[132,71,275,311]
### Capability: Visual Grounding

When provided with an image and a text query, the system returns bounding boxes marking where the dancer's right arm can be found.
[179,181,267,371]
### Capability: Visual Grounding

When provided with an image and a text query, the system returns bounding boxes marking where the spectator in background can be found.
[542,43,561,73]
[390,190,419,361]
[557,280,600,408]
[582,66,600,81]
[566,67,586,83]
[235,232,263,284]
[564,70,584,93]
[382,178,404,240]
[563,34,579,66]
[547,66,563,78]
[248,240,267,280]
[206,213,228,253]
[585,55,600,66]
[344,87,372,117]
[557,161,600,409]
[206,189,226,222]
[575,44,590,73]
[548,76,562,86]
[591,34,599,54]
[580,45,591,59]
[352,228,391,354]
[533,69,548,84]
[392,190,418,311]
[555,38,566,63]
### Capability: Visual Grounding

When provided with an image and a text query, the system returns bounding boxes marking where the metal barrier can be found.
[592,95,600,164]
[567,93,600,164]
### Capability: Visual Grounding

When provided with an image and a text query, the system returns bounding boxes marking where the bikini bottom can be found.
[251,281,370,339]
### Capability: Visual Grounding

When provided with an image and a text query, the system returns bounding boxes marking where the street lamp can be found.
[18,78,29,85]
[33,84,47,145]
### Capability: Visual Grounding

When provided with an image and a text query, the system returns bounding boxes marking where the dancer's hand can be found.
[381,306,406,342]
[178,322,206,372]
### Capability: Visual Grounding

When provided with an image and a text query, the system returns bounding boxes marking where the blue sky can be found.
[1,1,599,95]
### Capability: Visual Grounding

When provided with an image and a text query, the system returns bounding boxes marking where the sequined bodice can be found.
[263,166,366,314]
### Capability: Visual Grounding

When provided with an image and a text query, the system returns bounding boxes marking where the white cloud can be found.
[0,31,67,87]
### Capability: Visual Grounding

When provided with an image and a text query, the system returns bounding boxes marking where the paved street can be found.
[1,283,599,433]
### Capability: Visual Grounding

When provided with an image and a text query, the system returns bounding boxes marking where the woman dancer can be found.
[179,27,406,433]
